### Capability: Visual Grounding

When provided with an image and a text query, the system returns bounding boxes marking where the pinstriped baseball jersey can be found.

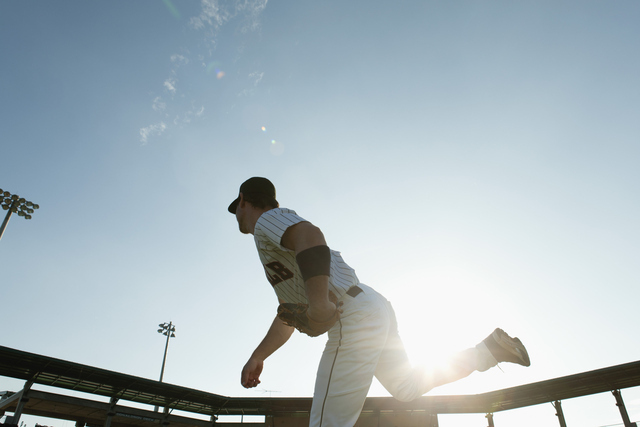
[253,208,359,304]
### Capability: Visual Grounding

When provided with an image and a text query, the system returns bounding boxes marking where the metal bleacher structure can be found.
[1,345,639,427]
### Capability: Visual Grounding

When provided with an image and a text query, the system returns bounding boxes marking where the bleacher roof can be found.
[2,344,640,418]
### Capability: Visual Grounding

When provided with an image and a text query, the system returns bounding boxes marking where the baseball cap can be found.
[228,177,277,213]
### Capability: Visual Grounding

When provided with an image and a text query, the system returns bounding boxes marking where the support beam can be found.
[612,389,637,427]
[6,379,34,425]
[552,401,567,427]
[104,396,118,427]
[162,405,171,427]
[428,413,439,427]
[485,413,494,427]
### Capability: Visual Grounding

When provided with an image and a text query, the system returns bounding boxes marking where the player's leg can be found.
[370,295,477,401]
[374,323,479,401]
[309,286,393,427]
[375,309,531,401]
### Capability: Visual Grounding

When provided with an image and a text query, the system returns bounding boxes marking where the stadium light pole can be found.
[157,321,176,383]
[154,321,176,412]
[0,189,39,241]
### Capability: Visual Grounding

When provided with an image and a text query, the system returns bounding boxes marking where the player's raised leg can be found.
[376,327,531,401]
[374,327,479,401]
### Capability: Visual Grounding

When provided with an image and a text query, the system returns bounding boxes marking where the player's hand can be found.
[241,357,263,388]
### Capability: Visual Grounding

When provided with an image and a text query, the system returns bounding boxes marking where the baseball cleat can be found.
[482,328,530,368]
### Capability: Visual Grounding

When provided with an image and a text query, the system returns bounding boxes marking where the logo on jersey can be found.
[264,261,294,286]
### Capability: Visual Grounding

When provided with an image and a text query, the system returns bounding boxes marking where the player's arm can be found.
[241,306,295,388]
[280,222,336,322]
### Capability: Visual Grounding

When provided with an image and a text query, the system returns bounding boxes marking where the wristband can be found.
[296,245,331,281]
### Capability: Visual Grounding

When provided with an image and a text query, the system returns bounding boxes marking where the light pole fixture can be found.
[0,189,39,241]
[157,322,176,383]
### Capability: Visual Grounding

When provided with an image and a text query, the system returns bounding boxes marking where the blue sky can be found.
[1,1,639,426]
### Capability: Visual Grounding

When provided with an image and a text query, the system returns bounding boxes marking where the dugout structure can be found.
[1,345,639,427]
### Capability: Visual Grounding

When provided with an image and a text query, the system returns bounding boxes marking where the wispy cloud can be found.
[190,0,230,31]
[170,54,189,65]
[249,71,264,86]
[173,104,205,126]
[163,78,177,94]
[139,122,167,144]
[139,0,269,144]
[238,71,265,96]
[152,97,166,112]
[235,0,268,33]
[189,0,268,46]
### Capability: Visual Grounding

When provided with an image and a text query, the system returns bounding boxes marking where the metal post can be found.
[552,400,567,427]
[162,405,171,427]
[486,413,494,427]
[155,321,176,412]
[104,396,118,427]
[0,201,16,241]
[612,389,637,427]
[159,322,173,383]
[5,379,33,424]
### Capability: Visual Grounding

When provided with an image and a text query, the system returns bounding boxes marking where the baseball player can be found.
[230,177,530,427]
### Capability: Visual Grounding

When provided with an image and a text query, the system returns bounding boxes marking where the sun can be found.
[386,269,508,388]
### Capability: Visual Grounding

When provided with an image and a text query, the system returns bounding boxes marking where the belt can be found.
[346,285,363,298]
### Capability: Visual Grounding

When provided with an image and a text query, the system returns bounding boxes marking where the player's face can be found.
[235,200,251,234]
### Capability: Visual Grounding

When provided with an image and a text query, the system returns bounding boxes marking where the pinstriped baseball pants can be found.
[309,284,479,427]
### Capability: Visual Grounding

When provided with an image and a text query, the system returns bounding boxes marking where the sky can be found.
[1,0,639,426]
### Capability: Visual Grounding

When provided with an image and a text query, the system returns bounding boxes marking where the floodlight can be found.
[0,189,40,241]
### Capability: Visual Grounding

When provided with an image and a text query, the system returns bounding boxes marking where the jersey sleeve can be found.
[254,208,307,249]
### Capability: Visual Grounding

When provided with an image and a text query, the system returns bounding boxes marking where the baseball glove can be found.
[277,298,343,337]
